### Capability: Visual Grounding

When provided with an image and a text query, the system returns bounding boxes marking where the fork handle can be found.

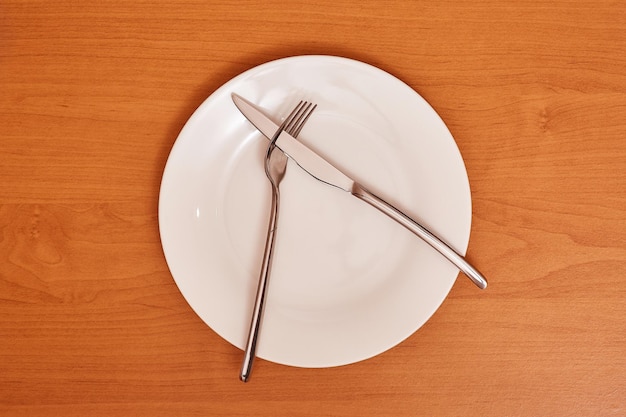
[351,183,487,289]
[240,187,280,382]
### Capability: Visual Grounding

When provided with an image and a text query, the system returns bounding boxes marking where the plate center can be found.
[221,114,409,315]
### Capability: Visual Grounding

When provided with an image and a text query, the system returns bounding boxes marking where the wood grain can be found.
[1,0,625,415]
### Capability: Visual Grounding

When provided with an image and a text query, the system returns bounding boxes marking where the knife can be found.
[232,93,487,289]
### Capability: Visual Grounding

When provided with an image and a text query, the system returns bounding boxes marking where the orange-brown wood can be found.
[1,1,625,415]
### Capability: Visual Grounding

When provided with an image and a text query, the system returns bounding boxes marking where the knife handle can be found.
[351,183,488,289]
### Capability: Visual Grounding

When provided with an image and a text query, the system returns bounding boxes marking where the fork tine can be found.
[287,102,316,137]
[284,102,309,135]
[281,101,306,136]
[291,103,316,137]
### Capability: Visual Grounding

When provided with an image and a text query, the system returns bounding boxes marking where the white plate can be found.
[158,55,472,368]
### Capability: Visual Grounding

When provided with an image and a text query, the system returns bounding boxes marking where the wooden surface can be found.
[1,1,625,415]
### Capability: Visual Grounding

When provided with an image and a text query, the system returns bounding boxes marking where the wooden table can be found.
[1,1,625,415]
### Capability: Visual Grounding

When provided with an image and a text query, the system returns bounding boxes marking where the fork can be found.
[240,100,316,382]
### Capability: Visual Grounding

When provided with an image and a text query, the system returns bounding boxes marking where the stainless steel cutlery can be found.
[239,100,316,382]
[233,92,487,381]
[232,93,487,289]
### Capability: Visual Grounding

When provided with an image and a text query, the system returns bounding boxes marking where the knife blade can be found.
[231,93,487,289]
